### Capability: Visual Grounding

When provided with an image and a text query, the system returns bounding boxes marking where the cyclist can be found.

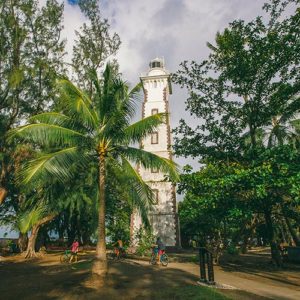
[113,239,124,259]
[154,237,166,263]
[69,238,79,263]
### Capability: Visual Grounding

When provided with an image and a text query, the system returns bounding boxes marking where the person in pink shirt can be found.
[69,238,79,263]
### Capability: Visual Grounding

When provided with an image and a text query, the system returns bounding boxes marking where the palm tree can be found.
[264,117,300,149]
[11,64,179,277]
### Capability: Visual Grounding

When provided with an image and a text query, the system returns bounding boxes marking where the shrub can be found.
[135,228,155,256]
[226,244,239,255]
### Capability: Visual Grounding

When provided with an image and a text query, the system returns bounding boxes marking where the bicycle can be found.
[60,249,72,264]
[150,248,168,266]
[114,247,126,260]
[107,247,126,261]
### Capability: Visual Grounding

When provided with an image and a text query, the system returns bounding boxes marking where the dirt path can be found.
[0,253,299,299]
[159,261,300,300]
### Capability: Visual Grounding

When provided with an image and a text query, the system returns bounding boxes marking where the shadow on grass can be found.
[0,256,270,300]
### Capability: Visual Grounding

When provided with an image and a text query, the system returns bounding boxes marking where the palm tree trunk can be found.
[92,153,107,277]
[25,214,56,258]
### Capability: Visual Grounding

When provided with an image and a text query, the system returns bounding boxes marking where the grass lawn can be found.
[0,253,271,299]
[155,285,229,300]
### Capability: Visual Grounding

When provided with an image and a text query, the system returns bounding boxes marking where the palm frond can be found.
[29,112,72,126]
[278,96,300,124]
[100,81,141,139]
[119,146,180,182]
[108,156,153,227]
[17,203,48,234]
[20,147,88,185]
[10,123,91,147]
[123,113,167,143]
[58,79,98,131]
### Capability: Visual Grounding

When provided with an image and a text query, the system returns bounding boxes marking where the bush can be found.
[226,244,239,255]
[135,228,155,256]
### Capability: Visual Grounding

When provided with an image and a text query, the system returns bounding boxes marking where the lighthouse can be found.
[131,58,180,248]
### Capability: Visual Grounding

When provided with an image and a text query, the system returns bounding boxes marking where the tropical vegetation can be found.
[174,0,300,266]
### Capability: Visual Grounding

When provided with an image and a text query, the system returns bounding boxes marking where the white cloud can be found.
[42,0,265,167]
[99,0,263,167]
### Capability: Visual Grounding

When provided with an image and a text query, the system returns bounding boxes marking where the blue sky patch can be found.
[68,0,78,5]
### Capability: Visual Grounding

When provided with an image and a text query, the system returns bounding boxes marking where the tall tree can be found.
[72,0,121,95]
[12,64,179,278]
[173,0,300,161]
[173,0,300,266]
[0,0,66,206]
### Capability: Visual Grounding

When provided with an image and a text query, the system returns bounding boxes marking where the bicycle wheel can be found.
[160,254,168,266]
[60,253,69,264]
[118,252,125,261]
[150,254,157,265]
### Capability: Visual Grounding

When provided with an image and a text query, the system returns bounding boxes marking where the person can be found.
[113,239,124,259]
[69,238,79,263]
[155,237,166,263]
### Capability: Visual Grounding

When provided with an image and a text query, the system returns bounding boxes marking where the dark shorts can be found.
[71,251,77,256]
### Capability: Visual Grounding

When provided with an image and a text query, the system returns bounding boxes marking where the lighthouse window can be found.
[151,61,161,68]
[151,132,159,144]
[151,108,158,115]
[152,189,159,204]
[154,81,157,88]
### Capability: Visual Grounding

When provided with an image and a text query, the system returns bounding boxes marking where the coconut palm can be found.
[241,96,300,150]
[11,64,179,277]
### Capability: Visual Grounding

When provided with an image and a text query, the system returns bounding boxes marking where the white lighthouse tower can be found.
[131,58,180,247]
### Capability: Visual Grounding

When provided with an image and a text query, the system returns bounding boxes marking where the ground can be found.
[0,249,299,300]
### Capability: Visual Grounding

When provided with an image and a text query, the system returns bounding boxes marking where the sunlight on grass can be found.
[155,285,230,300]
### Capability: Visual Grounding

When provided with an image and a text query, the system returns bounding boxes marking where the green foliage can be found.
[226,245,239,255]
[173,0,300,161]
[12,64,178,222]
[17,202,49,234]
[11,62,178,266]
[135,227,155,256]
[175,0,300,264]
[0,0,66,237]
[105,168,134,244]
[72,0,121,94]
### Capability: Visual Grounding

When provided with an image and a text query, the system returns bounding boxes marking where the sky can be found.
[0,0,268,238]
[61,0,265,167]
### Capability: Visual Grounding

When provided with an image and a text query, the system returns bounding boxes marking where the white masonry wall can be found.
[132,65,178,247]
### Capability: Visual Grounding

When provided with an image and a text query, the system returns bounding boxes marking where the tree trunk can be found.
[285,216,300,246]
[25,224,40,258]
[264,210,282,267]
[0,187,7,204]
[92,153,107,277]
[18,232,28,253]
[241,235,249,254]
[0,160,8,204]
[25,214,57,259]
